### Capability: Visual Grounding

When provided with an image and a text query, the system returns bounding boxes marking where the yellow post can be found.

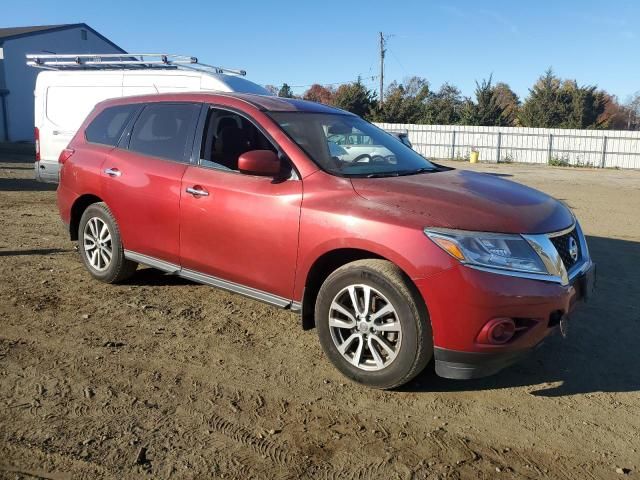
[470,150,479,163]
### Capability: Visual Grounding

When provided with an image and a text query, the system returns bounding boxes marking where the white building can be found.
[0,24,125,142]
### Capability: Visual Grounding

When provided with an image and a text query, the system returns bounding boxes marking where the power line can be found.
[388,47,407,76]
[281,75,379,89]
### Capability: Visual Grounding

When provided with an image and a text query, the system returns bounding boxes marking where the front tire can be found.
[315,259,432,389]
[78,202,137,283]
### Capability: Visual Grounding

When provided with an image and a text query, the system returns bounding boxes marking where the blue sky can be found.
[4,0,639,101]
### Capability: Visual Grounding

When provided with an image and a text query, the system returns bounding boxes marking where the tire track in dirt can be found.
[0,333,475,478]
[208,413,295,468]
[0,325,613,479]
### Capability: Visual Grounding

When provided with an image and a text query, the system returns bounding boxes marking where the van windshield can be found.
[269,112,437,177]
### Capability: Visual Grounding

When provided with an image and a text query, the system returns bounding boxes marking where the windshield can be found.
[269,112,436,177]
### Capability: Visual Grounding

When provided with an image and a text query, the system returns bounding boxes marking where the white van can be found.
[30,53,271,182]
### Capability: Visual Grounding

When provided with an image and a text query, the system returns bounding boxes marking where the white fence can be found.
[375,123,640,169]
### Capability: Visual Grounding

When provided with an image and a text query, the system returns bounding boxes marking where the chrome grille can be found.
[549,228,581,270]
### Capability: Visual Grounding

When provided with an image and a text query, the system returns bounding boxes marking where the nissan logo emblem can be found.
[568,236,579,262]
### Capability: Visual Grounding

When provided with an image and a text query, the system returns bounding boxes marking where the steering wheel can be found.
[354,154,390,164]
[332,156,347,169]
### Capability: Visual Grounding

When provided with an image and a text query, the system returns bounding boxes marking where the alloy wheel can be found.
[328,284,402,371]
[83,217,112,271]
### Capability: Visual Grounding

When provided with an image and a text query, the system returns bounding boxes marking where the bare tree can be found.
[264,85,279,96]
[625,92,640,130]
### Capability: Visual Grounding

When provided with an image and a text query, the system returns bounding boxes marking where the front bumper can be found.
[416,261,595,379]
[434,347,533,380]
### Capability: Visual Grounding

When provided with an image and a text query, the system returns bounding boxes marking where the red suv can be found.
[57,93,595,389]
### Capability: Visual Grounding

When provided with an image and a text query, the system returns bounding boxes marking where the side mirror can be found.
[238,150,281,176]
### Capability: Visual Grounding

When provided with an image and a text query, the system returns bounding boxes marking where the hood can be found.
[350,169,574,234]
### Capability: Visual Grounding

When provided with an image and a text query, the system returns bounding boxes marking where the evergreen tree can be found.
[278,83,295,98]
[460,76,511,126]
[493,82,520,126]
[421,83,464,125]
[558,81,607,129]
[332,78,376,119]
[374,77,429,124]
[520,70,607,129]
[519,69,565,127]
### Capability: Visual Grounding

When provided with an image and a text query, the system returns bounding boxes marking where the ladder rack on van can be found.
[25,53,247,76]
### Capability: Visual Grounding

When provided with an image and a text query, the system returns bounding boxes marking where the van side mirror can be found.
[238,150,281,176]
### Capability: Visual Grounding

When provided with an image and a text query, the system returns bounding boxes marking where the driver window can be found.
[200,107,277,171]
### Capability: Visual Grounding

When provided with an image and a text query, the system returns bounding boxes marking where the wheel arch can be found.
[69,194,103,240]
[299,248,426,331]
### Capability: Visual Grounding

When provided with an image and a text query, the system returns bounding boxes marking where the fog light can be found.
[477,318,516,345]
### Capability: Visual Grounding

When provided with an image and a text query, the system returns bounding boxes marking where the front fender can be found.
[293,219,456,300]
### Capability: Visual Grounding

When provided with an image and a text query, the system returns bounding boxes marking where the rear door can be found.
[179,106,302,300]
[101,102,201,265]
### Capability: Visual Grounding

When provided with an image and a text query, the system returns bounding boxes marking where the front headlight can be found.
[424,228,549,275]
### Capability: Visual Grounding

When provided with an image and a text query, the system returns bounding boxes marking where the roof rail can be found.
[25,53,247,76]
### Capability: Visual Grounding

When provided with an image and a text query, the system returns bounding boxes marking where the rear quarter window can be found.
[85,105,138,146]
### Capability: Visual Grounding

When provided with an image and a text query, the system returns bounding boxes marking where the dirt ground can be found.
[1,151,639,480]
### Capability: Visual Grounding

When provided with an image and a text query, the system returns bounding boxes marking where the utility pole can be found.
[379,31,386,108]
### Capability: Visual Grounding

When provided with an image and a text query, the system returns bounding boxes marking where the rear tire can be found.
[78,202,137,283]
[315,259,432,389]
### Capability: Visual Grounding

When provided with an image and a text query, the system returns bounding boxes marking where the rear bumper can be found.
[34,160,60,183]
[416,262,595,379]
[57,182,75,235]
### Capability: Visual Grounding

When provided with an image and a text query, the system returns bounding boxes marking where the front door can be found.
[179,107,302,300]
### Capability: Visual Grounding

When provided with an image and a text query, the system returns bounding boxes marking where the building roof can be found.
[0,23,125,53]
[0,25,69,39]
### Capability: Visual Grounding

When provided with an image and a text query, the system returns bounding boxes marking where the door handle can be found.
[104,168,121,177]
[186,186,209,197]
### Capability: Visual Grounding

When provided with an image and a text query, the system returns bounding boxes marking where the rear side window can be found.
[128,103,200,162]
[85,104,138,146]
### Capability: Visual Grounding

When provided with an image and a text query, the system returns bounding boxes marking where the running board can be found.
[124,250,295,309]
[125,250,180,273]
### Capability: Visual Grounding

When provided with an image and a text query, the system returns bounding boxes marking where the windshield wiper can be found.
[365,172,400,178]
[350,167,436,178]
[400,167,437,175]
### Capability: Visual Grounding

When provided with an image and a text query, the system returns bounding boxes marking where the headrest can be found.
[215,126,247,153]
[151,111,179,138]
[217,117,238,134]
